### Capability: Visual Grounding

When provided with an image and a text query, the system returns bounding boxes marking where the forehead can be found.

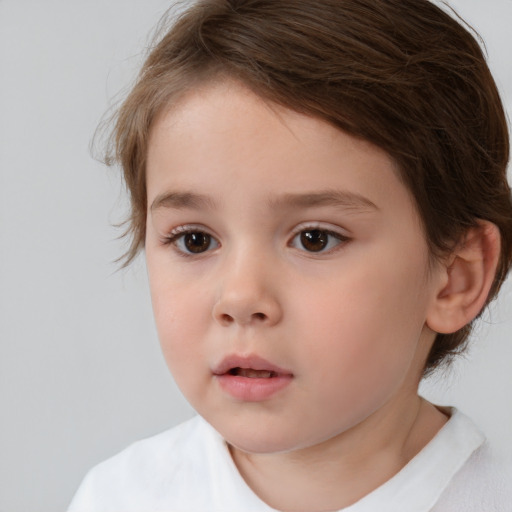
[146,80,420,227]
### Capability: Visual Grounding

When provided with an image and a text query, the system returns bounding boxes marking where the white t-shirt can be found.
[68,408,512,511]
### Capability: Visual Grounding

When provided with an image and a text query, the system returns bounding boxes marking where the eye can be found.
[290,228,347,253]
[166,228,220,255]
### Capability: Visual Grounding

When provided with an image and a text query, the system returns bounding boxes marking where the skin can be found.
[145,80,450,511]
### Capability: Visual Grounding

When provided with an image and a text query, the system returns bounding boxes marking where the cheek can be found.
[295,252,431,389]
[150,278,215,406]
[148,267,211,366]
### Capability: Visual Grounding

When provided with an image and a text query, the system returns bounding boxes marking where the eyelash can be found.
[162,224,350,256]
[162,225,219,257]
[289,224,350,254]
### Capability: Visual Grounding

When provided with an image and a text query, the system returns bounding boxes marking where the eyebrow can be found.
[268,190,379,212]
[150,189,379,213]
[150,191,217,212]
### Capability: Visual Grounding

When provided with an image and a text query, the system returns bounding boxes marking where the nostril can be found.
[220,313,234,324]
[212,299,279,326]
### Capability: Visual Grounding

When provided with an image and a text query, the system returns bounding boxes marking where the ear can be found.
[426,220,501,335]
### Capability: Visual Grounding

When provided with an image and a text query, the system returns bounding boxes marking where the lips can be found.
[228,368,276,378]
[212,354,292,378]
[212,354,293,401]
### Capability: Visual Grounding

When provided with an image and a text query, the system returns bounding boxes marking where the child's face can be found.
[145,80,443,454]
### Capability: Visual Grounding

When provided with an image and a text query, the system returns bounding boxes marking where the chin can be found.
[218,419,331,455]
[227,435,298,455]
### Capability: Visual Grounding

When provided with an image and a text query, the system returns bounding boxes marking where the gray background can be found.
[0,1,511,511]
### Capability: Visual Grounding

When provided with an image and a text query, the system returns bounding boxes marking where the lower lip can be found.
[215,374,293,401]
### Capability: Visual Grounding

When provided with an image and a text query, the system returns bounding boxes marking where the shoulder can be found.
[435,440,512,511]
[88,414,207,482]
[68,415,273,512]
[67,416,212,512]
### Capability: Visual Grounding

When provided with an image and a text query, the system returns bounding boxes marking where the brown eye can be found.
[168,227,220,256]
[300,230,329,252]
[290,227,347,254]
[183,232,213,253]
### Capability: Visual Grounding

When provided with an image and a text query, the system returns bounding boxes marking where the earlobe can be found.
[426,221,501,335]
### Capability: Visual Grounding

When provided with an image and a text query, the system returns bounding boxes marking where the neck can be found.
[229,396,448,512]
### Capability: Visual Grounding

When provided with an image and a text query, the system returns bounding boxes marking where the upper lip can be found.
[212,354,293,376]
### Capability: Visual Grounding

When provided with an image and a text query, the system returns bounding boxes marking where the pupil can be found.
[184,232,211,253]
[301,230,328,252]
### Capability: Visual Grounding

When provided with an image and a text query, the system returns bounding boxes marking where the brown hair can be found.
[107,0,512,373]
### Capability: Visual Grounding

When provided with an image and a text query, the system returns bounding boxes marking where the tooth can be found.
[239,369,273,378]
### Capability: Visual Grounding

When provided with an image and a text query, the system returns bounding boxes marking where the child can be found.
[68,0,512,510]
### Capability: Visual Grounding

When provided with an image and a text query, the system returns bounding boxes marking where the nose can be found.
[212,252,283,327]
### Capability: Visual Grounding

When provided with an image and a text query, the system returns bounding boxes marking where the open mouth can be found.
[227,367,278,378]
[213,354,292,377]
[214,355,293,401]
